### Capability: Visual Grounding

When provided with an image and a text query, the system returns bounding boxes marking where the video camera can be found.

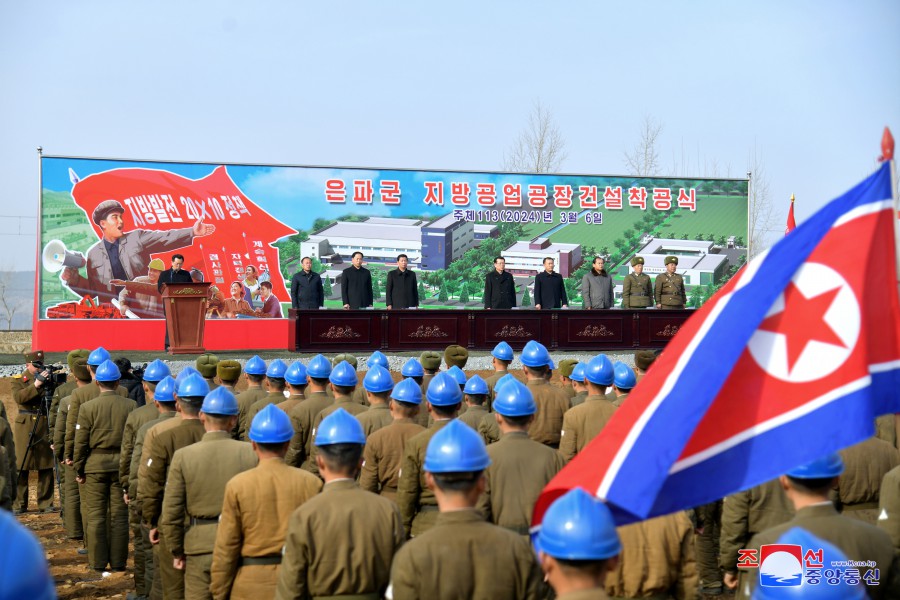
[32,361,68,389]
[132,363,147,382]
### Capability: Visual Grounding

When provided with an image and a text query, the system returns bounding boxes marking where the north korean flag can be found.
[534,160,900,527]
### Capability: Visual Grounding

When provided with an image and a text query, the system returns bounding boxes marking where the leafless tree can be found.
[747,145,779,258]
[623,115,664,176]
[503,101,567,173]
[0,269,27,331]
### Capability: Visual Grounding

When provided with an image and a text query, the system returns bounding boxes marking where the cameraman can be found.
[114,357,145,407]
[10,349,55,514]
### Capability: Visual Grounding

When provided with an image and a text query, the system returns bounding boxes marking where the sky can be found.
[1,1,898,271]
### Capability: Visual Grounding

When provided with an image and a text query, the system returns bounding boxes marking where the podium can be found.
[161,282,210,354]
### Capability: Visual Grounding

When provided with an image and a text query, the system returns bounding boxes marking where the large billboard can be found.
[36,156,748,346]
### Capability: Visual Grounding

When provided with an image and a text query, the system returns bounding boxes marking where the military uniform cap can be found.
[419,351,442,371]
[216,359,242,381]
[332,353,358,369]
[630,256,645,267]
[634,350,657,371]
[148,258,165,271]
[195,353,220,378]
[66,348,90,370]
[23,349,44,363]
[92,199,125,225]
[558,359,578,378]
[664,255,678,266]
[443,345,469,369]
[71,357,91,382]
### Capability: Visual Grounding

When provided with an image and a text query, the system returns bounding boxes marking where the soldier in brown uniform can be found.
[610,362,635,408]
[390,420,542,599]
[560,354,617,463]
[360,378,425,501]
[235,356,267,441]
[277,361,307,415]
[195,353,220,391]
[520,341,569,448]
[738,453,899,599]
[484,341,516,409]
[655,255,687,309]
[878,464,900,551]
[569,363,588,407]
[54,359,91,540]
[417,351,442,427]
[458,375,490,432]
[246,359,288,425]
[160,387,257,599]
[397,372,462,537]
[0,410,18,510]
[479,373,517,445]
[356,364,395,436]
[836,436,900,524]
[11,349,55,513]
[535,488,621,600]
[556,359,578,401]
[634,349,658,384]
[720,478,795,594]
[444,344,468,370]
[73,359,136,570]
[333,353,363,405]
[477,380,564,535]
[621,255,653,309]
[356,351,390,406]
[306,361,368,476]
[284,355,334,472]
[141,373,210,600]
[215,360,241,393]
[211,405,322,599]
[276,408,403,599]
[48,348,88,515]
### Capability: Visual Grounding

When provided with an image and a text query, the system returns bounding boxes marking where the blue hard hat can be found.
[0,510,55,600]
[249,403,294,444]
[95,359,121,382]
[367,351,389,369]
[491,341,514,361]
[245,355,267,375]
[463,374,489,395]
[752,527,865,600]
[613,362,636,390]
[536,488,621,560]
[446,365,467,386]
[315,407,366,446]
[390,377,422,405]
[494,373,516,395]
[786,453,844,479]
[424,419,491,473]
[585,354,614,386]
[401,358,424,378]
[364,364,394,393]
[175,366,200,387]
[329,361,358,387]
[285,361,308,386]
[426,372,463,406]
[201,386,239,416]
[154,376,176,402]
[87,346,110,366]
[142,359,171,383]
[178,373,210,399]
[570,363,585,383]
[306,354,333,379]
[266,359,288,379]
[493,379,537,417]
[521,340,551,368]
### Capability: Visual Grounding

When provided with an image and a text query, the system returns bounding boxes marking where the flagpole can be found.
[882,127,899,284]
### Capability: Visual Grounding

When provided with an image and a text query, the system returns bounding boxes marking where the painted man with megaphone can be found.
[57,199,214,305]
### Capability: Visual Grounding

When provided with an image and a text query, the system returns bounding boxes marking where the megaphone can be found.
[42,239,86,273]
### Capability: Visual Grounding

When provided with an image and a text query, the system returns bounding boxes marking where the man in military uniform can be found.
[160,387,257,599]
[215,360,241,394]
[276,409,403,599]
[356,365,394,436]
[54,358,92,539]
[284,355,334,472]
[634,349,658,384]
[277,361,307,416]
[360,379,424,500]
[246,359,288,424]
[836,436,900,524]
[306,361,368,475]
[458,375,490,432]
[73,359,136,570]
[0,404,18,511]
[560,354,618,463]
[738,454,899,599]
[555,359,578,401]
[477,381,564,535]
[48,349,88,508]
[484,342,517,407]
[11,349,55,513]
[610,361,636,407]
[195,353,220,391]
[397,372,462,537]
[390,420,542,599]
[444,344,468,370]
[354,351,388,405]
[210,405,322,599]
[878,463,900,552]
[569,363,589,407]
[235,356,267,440]
[655,255,687,309]
[520,341,569,449]
[621,255,653,309]
[417,351,442,426]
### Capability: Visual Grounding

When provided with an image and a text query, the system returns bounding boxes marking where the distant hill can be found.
[0,270,34,330]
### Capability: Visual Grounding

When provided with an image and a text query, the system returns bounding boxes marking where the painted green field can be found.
[655,195,747,239]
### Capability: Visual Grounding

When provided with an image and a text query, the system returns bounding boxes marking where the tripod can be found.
[17,387,56,512]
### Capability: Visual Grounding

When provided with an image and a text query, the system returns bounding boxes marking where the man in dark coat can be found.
[533,257,568,310]
[157,253,194,350]
[291,256,324,309]
[385,254,419,309]
[341,251,374,310]
[484,256,516,309]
